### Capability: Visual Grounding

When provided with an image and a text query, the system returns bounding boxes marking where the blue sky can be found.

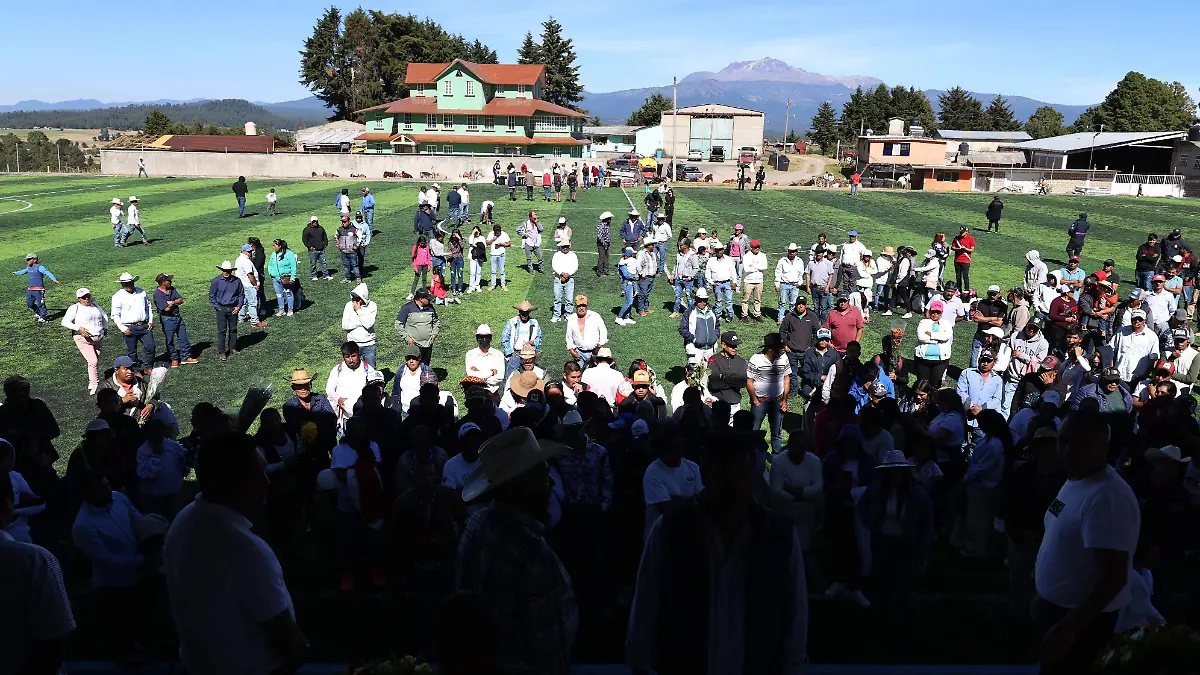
[3,0,1196,106]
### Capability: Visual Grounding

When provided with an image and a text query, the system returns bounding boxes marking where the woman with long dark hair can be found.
[247,236,267,307]
[931,232,949,285]
[268,238,299,316]
[447,228,465,295]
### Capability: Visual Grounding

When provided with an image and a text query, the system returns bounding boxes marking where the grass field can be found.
[3,173,1200,460]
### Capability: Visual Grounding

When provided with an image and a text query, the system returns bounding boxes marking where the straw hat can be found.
[513,300,536,312]
[290,369,314,385]
[116,272,138,283]
[518,344,541,360]
[462,427,567,502]
[507,370,545,398]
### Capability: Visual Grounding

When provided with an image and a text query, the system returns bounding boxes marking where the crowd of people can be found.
[3,179,1200,675]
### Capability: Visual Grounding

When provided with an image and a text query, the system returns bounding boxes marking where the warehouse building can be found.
[659,104,764,161]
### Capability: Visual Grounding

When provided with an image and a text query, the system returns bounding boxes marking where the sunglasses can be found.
[577,304,587,308]
[1133,317,1147,322]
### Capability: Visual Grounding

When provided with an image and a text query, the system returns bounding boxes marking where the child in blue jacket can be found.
[13,253,60,323]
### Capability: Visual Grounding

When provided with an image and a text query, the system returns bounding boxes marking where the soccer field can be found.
[2,173,1198,456]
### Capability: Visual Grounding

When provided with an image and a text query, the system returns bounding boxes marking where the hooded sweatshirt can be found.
[1025,251,1048,289]
[342,283,378,348]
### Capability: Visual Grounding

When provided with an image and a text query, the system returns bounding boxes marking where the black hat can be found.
[414,288,431,300]
[1104,258,1115,267]
[795,296,808,306]
[721,331,742,346]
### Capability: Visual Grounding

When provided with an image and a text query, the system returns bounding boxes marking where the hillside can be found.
[0,99,326,133]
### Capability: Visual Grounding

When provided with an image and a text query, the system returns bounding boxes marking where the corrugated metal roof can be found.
[404,60,545,86]
[1004,131,1187,153]
[158,135,282,153]
[298,128,364,148]
[584,125,643,135]
[938,130,1032,141]
[858,135,945,142]
[674,103,763,116]
[965,151,1027,166]
[354,133,401,142]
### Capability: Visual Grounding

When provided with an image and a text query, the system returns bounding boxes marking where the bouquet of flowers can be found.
[235,376,276,433]
[1097,624,1200,674]
[348,655,433,675]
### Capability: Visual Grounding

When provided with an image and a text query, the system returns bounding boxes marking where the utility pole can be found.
[57,144,62,173]
[671,76,677,180]
[783,98,791,151]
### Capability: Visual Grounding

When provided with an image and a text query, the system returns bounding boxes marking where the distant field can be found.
[0,127,102,144]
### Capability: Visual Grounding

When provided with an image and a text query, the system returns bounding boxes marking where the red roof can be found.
[362,96,584,118]
[355,133,402,142]
[406,133,531,146]
[404,60,545,86]
[159,135,281,153]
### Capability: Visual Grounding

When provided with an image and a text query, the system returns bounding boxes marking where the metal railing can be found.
[1114,173,1184,185]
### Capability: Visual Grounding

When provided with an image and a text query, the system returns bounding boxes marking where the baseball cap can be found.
[1173,255,1184,263]
[1042,390,1062,405]
[1129,288,1145,300]
[929,300,945,312]
[1104,258,1115,267]
[632,370,651,385]
[983,326,1004,338]
[978,350,996,361]
[1068,256,1080,262]
[113,355,134,369]
[466,386,491,402]
[1130,309,1147,320]
[1100,367,1122,382]
[414,288,431,300]
[836,291,851,300]
[631,419,651,438]
[848,230,858,237]
[1153,274,1166,282]
[868,382,889,398]
[24,253,37,260]
[241,244,254,252]
[816,328,832,339]
[1039,355,1060,371]
[575,294,588,306]
[404,344,422,360]
[1175,308,1189,321]
[1173,328,1191,340]
[1057,285,1073,293]
[987,284,1001,293]
[750,239,761,248]
[154,273,173,284]
[721,331,742,346]
[734,224,744,230]
[1155,360,1176,374]
[75,287,91,298]
[795,295,808,305]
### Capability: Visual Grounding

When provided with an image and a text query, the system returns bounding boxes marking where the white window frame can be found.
[553,147,563,157]
[443,80,453,96]
[426,114,439,130]
[466,115,479,130]
[532,115,569,132]
[484,115,495,131]
[507,116,516,131]
[517,84,527,96]
[403,113,413,130]
[416,83,425,96]
[442,115,454,130]
[466,81,476,97]
[424,144,436,154]
[443,145,454,155]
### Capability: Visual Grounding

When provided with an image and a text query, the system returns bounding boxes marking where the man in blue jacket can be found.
[446,185,462,226]
[13,253,60,323]
[414,203,436,239]
[620,208,647,249]
[209,260,245,361]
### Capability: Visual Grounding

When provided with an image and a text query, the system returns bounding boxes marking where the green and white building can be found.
[356,60,589,157]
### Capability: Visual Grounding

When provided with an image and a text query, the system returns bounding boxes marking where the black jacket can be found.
[1136,242,1161,273]
[1162,235,1188,262]
[302,224,328,251]
[707,353,748,405]
[987,199,1003,221]
[232,179,248,197]
[779,310,820,352]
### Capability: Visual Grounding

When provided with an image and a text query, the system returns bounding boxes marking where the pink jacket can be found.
[411,244,432,270]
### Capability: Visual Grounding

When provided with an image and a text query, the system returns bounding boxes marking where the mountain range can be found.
[1,57,1096,134]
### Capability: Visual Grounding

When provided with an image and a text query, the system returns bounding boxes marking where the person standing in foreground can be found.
[342,283,378,368]
[153,274,198,368]
[1034,411,1139,674]
[62,288,109,395]
[235,245,268,327]
[209,261,244,362]
[14,253,60,324]
[232,176,249,218]
[164,432,308,675]
[747,332,791,454]
[395,289,441,365]
[111,272,156,374]
[775,243,805,322]
[458,427,578,675]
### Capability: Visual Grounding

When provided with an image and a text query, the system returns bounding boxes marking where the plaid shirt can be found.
[597,220,611,246]
[457,502,578,675]
[553,441,613,510]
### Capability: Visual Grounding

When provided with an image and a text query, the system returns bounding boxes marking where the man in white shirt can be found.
[110,197,125,248]
[123,196,149,246]
[640,421,703,540]
[551,240,579,322]
[111,272,156,373]
[654,218,673,276]
[775,243,805,323]
[1108,309,1160,383]
[581,346,623,404]
[1144,274,1177,333]
[465,324,507,395]
[325,341,380,428]
[747,332,791,454]
[1033,411,1139,674]
[518,210,544,273]
[338,189,351,217]
[164,434,307,675]
[565,295,608,366]
[740,239,768,323]
[707,242,738,321]
[234,245,266,326]
[635,237,658,316]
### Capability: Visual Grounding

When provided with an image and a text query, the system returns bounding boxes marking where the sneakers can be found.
[286,310,294,317]
[182,358,200,365]
[36,316,47,324]
[87,383,98,396]
[253,321,268,327]
[823,582,846,599]
[902,312,913,318]
[311,276,319,281]
[324,275,334,281]
[219,353,228,362]
[550,316,561,323]
[882,310,893,316]
[669,312,680,318]
[170,360,180,368]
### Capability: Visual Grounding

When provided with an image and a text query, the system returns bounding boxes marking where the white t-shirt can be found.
[338,194,351,214]
[234,255,258,288]
[164,496,293,675]
[747,352,790,398]
[442,454,480,490]
[1034,466,1140,612]
[395,366,424,414]
[489,231,511,256]
[642,458,703,539]
[938,296,969,329]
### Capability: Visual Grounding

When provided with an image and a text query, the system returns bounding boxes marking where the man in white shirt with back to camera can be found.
[165,433,307,675]
[235,244,267,327]
[1033,410,1139,675]
[640,419,702,540]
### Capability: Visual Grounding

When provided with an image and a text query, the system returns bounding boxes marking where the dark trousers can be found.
[215,305,238,354]
[955,261,971,292]
[526,185,534,200]
[915,357,949,387]
[1033,597,1117,674]
[419,345,433,365]
[159,315,191,362]
[987,219,1000,232]
[785,350,802,397]
[597,240,610,275]
[123,323,156,370]
[97,582,153,658]
[25,289,47,318]
[871,534,917,626]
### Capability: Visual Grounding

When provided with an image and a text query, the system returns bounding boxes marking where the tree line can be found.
[299,9,585,122]
[0,99,318,134]
[0,131,94,173]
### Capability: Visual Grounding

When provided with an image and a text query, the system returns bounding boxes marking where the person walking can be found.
[596,211,614,277]
[266,188,278,216]
[153,274,198,368]
[332,213,361,284]
[62,288,109,394]
[775,243,805,323]
[487,224,512,291]
[748,332,791,454]
[209,261,244,362]
[360,187,375,231]
[518,211,544,274]
[137,157,148,177]
[986,196,1004,233]
[268,239,300,316]
[13,253,60,324]
[302,216,332,281]
[951,226,976,292]
[1066,213,1090,259]
[109,197,125,248]
[754,164,766,190]
[233,245,267,328]
[231,176,248,218]
[111,272,155,374]
[636,237,658,317]
[740,239,768,323]
[121,196,149,246]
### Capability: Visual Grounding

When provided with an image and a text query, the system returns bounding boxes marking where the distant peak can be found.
[721,57,799,73]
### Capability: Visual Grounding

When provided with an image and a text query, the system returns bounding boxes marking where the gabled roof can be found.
[674,103,763,116]
[358,96,585,118]
[1004,131,1187,153]
[938,130,1032,141]
[155,135,284,153]
[404,60,546,86]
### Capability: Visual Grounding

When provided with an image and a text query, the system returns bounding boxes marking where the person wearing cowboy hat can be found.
[680,286,719,363]
[457,427,576,674]
[620,208,646,249]
[580,346,622,404]
[208,261,245,361]
[282,368,337,449]
[502,300,542,379]
[122,196,149,247]
[110,272,156,373]
[14,252,60,324]
[515,344,545,378]
[109,197,126,247]
[596,211,615,277]
[500,370,546,414]
[465,324,506,396]
[551,238,579,323]
[635,235,659,317]
[566,295,608,368]
[153,273,199,368]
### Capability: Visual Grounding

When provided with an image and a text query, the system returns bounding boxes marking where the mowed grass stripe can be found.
[0,178,231,220]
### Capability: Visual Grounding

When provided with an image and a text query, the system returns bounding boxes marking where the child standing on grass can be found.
[110,197,124,247]
[409,236,432,298]
[266,188,278,216]
[13,253,61,324]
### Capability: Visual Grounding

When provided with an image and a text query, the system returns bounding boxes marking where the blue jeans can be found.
[459,204,469,223]
[553,277,575,319]
[25,289,46,319]
[778,283,799,321]
[450,257,465,292]
[159,315,192,362]
[273,279,296,313]
[359,344,376,368]
[785,351,802,399]
[121,223,147,245]
[673,278,692,312]
[362,207,374,231]
[752,399,784,454]
[432,255,445,276]
[309,249,329,277]
[812,287,832,322]
[544,186,552,201]
[237,195,246,216]
[491,253,506,286]
[638,277,655,313]
[1138,270,1155,291]
[1001,379,1019,420]
[241,285,260,322]
[620,281,636,319]
[113,222,124,247]
[341,252,359,281]
[504,354,524,380]
[874,283,891,310]
[1185,285,1194,306]
[713,282,734,317]
[655,243,668,274]
[970,338,984,368]
[123,323,156,370]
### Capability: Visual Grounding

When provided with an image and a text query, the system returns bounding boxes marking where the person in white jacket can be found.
[739,240,768,322]
[854,249,877,321]
[342,283,378,367]
[550,241,579,322]
[1109,309,1161,383]
[914,299,954,385]
[62,287,110,394]
[1024,250,1048,289]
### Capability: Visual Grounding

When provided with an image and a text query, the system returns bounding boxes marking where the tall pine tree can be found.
[517,32,541,64]
[807,101,838,154]
[864,84,892,136]
[890,86,938,136]
[839,87,868,143]
[299,7,349,119]
[537,17,584,111]
[982,95,1020,131]
[1024,106,1065,139]
[938,87,984,130]
[627,93,672,127]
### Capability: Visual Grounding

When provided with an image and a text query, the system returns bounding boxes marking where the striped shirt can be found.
[747,352,790,399]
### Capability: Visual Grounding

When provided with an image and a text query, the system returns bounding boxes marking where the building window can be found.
[484,115,495,130]
[494,146,501,155]
[424,145,436,154]
[1179,153,1188,166]
[899,143,911,156]
[517,84,527,96]
[466,115,479,130]
[443,115,454,130]
[426,114,439,130]
[466,81,476,97]
[443,145,454,155]
[553,147,563,157]
[507,116,516,131]
[935,170,961,182]
[1194,158,1200,169]
[883,143,894,156]
[416,83,424,96]
[443,80,453,96]
[403,113,412,130]
[533,115,569,132]
[882,142,911,157]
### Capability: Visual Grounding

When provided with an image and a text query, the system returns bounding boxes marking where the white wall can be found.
[636,126,663,157]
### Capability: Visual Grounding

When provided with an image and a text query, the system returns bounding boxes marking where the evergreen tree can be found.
[627,92,672,127]
[839,86,868,143]
[299,7,349,119]
[537,17,584,111]
[1024,106,1065,139]
[143,110,173,136]
[864,83,892,136]
[938,86,984,130]
[890,86,938,136]
[982,95,1020,131]
[807,101,839,154]
[1070,71,1197,132]
[517,31,541,64]
[785,130,799,144]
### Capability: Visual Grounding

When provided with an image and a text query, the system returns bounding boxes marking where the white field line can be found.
[0,184,121,215]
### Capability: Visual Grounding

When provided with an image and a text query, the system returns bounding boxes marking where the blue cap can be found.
[113,355,134,369]
[241,244,254,252]
[1129,288,1144,300]
[624,247,634,256]
[848,230,858,237]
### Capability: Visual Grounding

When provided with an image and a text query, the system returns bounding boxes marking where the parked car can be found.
[606,152,642,168]
[738,150,757,165]
[686,148,704,162]
[709,146,725,162]
[673,164,704,182]
[739,146,759,159]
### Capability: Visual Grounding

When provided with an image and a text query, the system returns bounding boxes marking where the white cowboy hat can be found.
[694,287,709,299]
[599,211,614,220]
[628,208,639,216]
[111,198,123,205]
[476,323,492,336]
[129,196,138,202]
[1145,445,1187,463]
[462,427,567,502]
[217,260,236,271]
[115,272,138,283]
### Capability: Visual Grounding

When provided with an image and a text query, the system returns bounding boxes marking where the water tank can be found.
[958,141,969,156]
[887,118,905,136]
[1188,125,1200,142]
[244,121,258,136]
[909,119,924,138]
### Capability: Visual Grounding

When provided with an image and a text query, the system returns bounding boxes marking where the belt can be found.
[28,286,45,291]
